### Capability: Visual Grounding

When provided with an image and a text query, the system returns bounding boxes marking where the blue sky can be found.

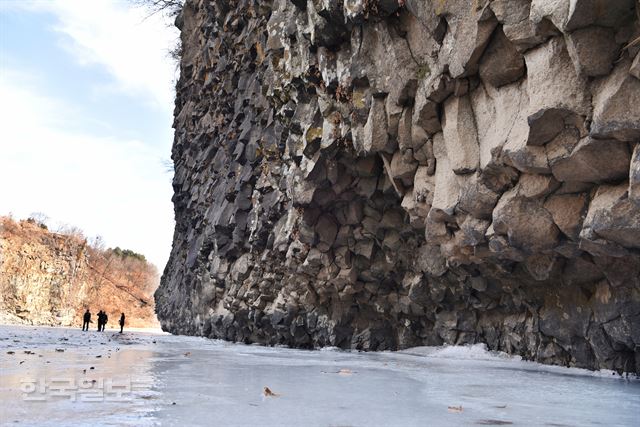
[0,0,179,268]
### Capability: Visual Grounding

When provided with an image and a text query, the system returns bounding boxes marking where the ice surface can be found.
[1,325,638,426]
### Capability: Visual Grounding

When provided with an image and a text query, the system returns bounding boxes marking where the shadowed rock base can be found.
[156,0,640,374]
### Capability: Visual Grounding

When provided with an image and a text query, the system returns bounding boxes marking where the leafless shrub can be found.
[130,0,185,18]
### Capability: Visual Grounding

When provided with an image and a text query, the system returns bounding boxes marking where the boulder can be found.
[316,215,338,251]
[490,0,549,51]
[397,107,413,151]
[389,150,418,187]
[565,26,619,77]
[472,81,548,173]
[457,173,500,219]
[429,133,461,220]
[543,193,588,240]
[413,81,442,135]
[415,244,447,277]
[439,2,498,78]
[413,165,436,207]
[591,58,640,141]
[492,187,561,252]
[524,37,590,145]
[459,216,491,246]
[545,127,580,166]
[529,0,570,32]
[549,137,631,183]
[564,0,637,31]
[581,183,640,250]
[517,174,559,198]
[539,286,591,345]
[363,97,392,153]
[479,27,526,87]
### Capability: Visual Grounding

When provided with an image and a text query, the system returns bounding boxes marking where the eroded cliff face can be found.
[0,217,158,328]
[156,0,640,373]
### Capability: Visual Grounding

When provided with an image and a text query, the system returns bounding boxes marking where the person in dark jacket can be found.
[119,313,125,333]
[101,312,108,331]
[96,311,103,331]
[82,309,91,331]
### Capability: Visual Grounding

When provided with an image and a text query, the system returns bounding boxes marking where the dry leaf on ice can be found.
[263,386,281,397]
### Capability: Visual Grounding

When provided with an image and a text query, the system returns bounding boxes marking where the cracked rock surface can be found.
[155,0,640,374]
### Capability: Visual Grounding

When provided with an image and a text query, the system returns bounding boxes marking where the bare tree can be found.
[88,235,106,251]
[130,0,185,17]
[56,223,85,239]
[28,212,49,228]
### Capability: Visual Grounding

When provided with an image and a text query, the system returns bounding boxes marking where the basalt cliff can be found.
[156,0,640,373]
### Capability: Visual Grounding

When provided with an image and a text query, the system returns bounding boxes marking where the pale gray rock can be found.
[442,95,479,174]
[429,132,460,221]
[529,0,570,32]
[363,97,391,153]
[524,37,590,145]
[397,107,413,151]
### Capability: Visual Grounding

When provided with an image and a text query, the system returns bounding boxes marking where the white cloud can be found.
[0,1,180,268]
[0,70,175,269]
[16,0,179,111]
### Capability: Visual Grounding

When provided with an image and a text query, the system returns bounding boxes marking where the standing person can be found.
[97,310,103,331]
[102,312,108,331]
[82,309,91,331]
[119,313,125,333]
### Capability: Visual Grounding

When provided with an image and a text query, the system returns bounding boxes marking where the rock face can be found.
[156,0,640,374]
[0,217,158,327]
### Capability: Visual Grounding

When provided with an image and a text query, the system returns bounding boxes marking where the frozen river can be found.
[1,325,638,426]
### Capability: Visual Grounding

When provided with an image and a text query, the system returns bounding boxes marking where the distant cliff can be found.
[156,0,640,373]
[0,216,158,328]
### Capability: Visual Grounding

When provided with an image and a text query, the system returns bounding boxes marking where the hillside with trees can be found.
[0,216,159,328]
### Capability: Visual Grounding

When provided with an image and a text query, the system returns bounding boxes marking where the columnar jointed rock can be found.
[156,0,640,374]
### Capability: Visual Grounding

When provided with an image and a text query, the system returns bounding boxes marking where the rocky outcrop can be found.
[156,0,640,374]
[0,217,158,327]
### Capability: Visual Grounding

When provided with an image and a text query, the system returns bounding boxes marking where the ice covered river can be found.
[1,325,638,426]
